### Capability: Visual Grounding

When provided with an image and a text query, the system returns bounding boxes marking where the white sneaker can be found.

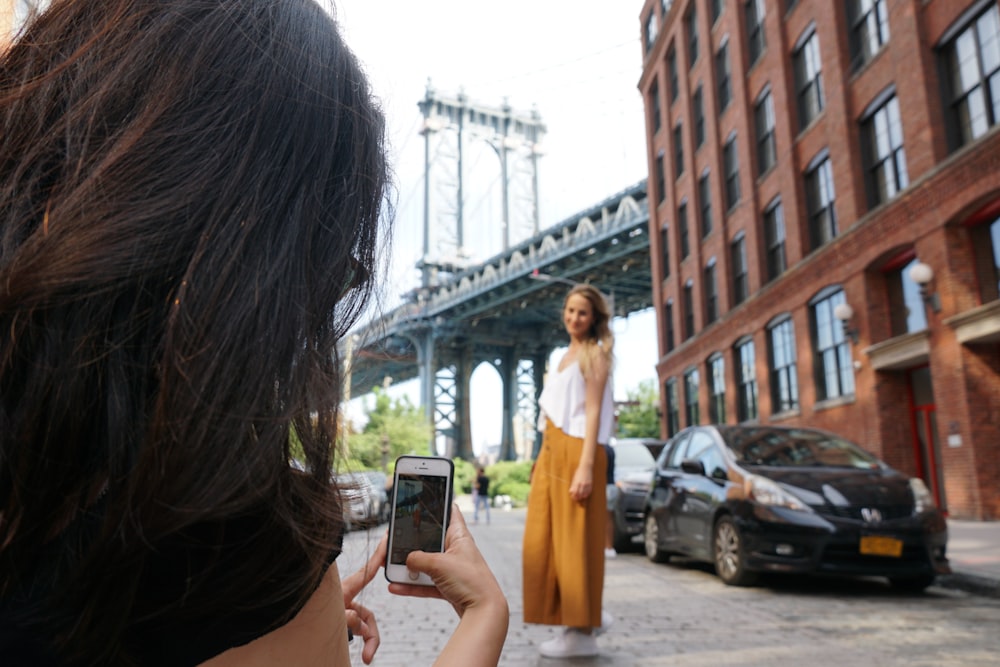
[604,547,617,559]
[594,610,614,637]
[539,629,598,658]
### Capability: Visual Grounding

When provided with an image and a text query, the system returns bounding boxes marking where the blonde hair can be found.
[564,284,614,376]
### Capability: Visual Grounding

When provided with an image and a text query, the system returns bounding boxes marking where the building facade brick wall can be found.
[639,0,1000,519]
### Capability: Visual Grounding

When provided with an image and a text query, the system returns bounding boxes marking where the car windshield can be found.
[721,427,882,469]
[613,442,656,468]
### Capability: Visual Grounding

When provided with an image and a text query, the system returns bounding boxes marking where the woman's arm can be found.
[569,349,610,503]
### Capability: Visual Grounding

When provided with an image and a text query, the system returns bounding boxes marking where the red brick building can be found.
[638,0,1000,519]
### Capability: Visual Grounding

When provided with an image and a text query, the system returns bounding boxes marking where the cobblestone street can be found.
[339,499,1000,667]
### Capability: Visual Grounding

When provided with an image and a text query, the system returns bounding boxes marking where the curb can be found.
[936,571,1000,598]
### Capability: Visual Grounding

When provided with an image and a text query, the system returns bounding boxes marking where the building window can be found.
[768,317,799,413]
[665,299,676,352]
[805,155,837,250]
[708,353,726,423]
[711,0,724,24]
[716,41,732,111]
[885,256,929,335]
[687,8,700,67]
[679,201,690,259]
[649,80,662,134]
[734,336,758,422]
[656,151,667,205]
[730,234,749,305]
[683,279,695,340]
[794,30,825,129]
[665,377,680,436]
[755,89,777,175]
[668,47,680,104]
[660,225,671,278]
[699,172,713,238]
[810,289,855,401]
[971,213,1000,304]
[662,0,674,18]
[941,4,1000,149]
[684,367,700,426]
[764,198,787,281]
[849,0,890,70]
[746,0,767,66]
[704,259,718,325]
[862,93,908,207]
[645,11,659,53]
[693,85,706,148]
[723,135,741,209]
[673,122,685,178]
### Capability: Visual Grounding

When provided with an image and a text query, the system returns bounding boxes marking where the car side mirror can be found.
[680,459,706,476]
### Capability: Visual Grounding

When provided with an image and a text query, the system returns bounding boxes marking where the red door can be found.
[907,366,946,511]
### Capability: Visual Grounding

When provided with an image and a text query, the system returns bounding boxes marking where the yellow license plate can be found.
[859,535,903,557]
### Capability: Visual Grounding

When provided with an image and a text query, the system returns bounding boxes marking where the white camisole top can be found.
[537,358,614,444]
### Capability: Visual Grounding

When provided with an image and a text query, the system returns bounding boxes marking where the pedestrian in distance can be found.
[0,1,508,665]
[474,466,491,524]
[522,284,615,659]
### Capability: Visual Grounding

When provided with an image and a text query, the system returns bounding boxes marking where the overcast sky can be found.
[330,1,658,449]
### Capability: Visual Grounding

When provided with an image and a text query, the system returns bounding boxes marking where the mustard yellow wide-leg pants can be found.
[522,420,607,628]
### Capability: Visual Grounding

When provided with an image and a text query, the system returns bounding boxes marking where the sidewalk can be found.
[459,495,1000,598]
[941,518,1000,597]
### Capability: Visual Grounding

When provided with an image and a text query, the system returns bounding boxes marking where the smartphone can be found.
[384,455,454,586]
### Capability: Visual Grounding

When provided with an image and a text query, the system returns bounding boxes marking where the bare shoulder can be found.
[200,564,349,666]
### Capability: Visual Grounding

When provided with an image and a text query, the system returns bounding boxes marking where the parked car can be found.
[337,471,388,530]
[609,438,662,552]
[362,470,391,524]
[642,425,950,591]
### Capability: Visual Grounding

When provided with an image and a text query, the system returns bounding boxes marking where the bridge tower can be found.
[415,82,546,461]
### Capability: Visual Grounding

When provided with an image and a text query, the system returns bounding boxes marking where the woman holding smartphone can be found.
[523,284,615,658]
[0,1,507,665]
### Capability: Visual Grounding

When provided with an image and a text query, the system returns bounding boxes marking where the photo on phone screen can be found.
[385,456,452,585]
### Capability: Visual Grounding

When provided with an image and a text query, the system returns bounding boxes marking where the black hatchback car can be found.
[643,425,950,591]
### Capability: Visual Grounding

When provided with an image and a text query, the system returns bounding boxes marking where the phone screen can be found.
[389,472,449,565]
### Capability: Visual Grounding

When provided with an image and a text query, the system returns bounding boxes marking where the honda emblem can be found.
[860,507,882,523]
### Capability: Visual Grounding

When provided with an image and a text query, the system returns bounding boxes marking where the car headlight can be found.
[745,474,812,512]
[617,479,650,494]
[909,477,936,514]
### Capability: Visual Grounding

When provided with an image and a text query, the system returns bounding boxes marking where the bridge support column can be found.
[415,329,436,433]
[453,344,474,461]
[499,347,517,462]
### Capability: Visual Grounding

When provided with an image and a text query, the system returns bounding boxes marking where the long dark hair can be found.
[0,0,389,663]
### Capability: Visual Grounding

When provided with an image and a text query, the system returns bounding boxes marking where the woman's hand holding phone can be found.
[388,506,509,666]
[387,506,506,616]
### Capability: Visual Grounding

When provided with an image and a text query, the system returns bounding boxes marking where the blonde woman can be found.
[523,284,615,658]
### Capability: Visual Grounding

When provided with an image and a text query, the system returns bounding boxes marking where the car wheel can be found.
[713,516,757,586]
[888,574,936,593]
[643,513,671,563]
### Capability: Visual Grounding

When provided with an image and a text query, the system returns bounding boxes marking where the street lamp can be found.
[833,302,859,345]
[908,260,941,313]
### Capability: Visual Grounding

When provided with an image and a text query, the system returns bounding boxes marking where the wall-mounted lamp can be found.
[833,302,859,345]
[908,260,941,313]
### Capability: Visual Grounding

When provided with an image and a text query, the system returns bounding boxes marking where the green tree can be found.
[616,379,661,438]
[346,387,433,470]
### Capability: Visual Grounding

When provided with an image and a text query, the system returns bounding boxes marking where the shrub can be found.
[485,460,533,507]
